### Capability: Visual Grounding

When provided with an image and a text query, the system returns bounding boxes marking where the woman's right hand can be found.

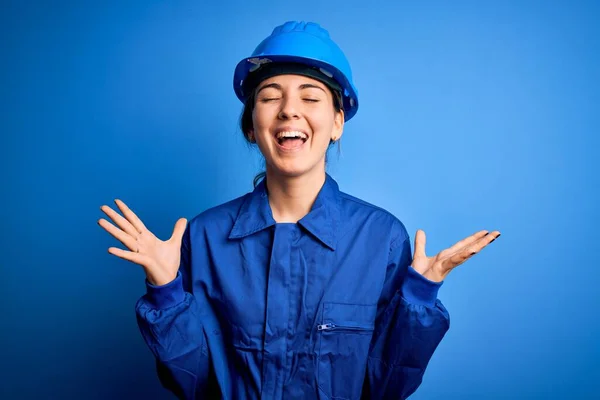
[98,199,188,286]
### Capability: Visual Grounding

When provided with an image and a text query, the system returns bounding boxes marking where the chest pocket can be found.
[317,302,377,400]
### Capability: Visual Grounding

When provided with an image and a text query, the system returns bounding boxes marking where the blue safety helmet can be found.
[233,21,359,121]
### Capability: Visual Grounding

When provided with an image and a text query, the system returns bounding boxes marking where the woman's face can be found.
[250,74,344,179]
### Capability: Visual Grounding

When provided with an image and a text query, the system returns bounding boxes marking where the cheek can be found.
[251,119,275,153]
[310,114,335,142]
[252,105,276,132]
[251,109,261,130]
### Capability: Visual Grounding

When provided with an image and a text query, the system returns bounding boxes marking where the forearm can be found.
[135,272,211,399]
[364,267,450,399]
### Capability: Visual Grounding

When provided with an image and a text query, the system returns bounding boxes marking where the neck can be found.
[265,167,326,223]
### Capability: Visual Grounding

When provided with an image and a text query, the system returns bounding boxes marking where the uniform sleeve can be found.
[362,235,450,400]
[135,222,211,399]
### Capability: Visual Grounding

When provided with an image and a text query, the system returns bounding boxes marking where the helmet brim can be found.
[233,55,358,122]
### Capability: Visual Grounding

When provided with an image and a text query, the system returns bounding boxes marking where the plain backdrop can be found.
[2,0,599,399]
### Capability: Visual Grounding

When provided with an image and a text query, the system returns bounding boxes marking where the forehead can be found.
[258,74,328,90]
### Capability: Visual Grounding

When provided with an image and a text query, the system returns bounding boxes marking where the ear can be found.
[331,109,344,142]
[248,130,256,143]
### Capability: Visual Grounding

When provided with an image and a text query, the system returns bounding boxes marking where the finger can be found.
[442,230,501,270]
[466,230,501,255]
[114,199,148,234]
[98,218,138,251]
[100,204,139,237]
[108,246,149,267]
[444,230,490,256]
[414,229,426,258]
[169,218,188,245]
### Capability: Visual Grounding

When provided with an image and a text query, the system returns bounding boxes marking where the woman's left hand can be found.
[411,229,501,282]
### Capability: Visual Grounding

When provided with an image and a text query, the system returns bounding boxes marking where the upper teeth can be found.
[276,131,308,140]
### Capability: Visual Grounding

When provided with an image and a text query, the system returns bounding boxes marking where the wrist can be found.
[144,272,185,309]
[147,271,178,287]
[401,266,443,307]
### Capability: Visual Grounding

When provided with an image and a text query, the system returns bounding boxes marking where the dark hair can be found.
[239,84,344,187]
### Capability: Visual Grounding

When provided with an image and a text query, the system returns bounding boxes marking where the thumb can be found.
[414,229,427,258]
[170,218,188,245]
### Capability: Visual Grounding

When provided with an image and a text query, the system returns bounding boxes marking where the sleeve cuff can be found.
[144,272,186,310]
[401,266,443,307]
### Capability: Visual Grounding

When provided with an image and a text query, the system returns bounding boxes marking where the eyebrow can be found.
[256,82,326,95]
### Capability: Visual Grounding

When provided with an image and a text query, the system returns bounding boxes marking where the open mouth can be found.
[275,130,308,149]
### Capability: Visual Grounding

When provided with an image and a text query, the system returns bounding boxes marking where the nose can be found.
[278,96,300,120]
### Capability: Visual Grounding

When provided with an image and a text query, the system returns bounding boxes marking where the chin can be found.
[269,161,320,179]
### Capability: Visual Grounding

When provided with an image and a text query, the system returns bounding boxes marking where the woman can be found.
[98,21,500,399]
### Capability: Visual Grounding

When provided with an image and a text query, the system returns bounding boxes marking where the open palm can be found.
[412,229,501,282]
[97,199,187,286]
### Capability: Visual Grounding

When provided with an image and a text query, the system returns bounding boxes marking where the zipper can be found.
[317,323,372,332]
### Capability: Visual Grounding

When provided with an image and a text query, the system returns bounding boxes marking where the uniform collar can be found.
[229,173,341,250]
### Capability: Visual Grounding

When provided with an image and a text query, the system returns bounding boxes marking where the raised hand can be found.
[98,199,188,286]
[411,229,501,282]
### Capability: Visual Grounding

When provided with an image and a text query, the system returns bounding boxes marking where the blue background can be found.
[2,0,598,398]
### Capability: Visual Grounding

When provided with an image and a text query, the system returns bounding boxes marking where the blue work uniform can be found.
[135,174,450,400]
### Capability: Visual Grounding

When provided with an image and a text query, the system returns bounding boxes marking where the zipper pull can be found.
[317,323,335,331]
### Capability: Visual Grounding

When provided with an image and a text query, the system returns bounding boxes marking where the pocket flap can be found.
[322,302,377,329]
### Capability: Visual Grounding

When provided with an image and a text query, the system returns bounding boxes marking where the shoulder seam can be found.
[338,192,396,217]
